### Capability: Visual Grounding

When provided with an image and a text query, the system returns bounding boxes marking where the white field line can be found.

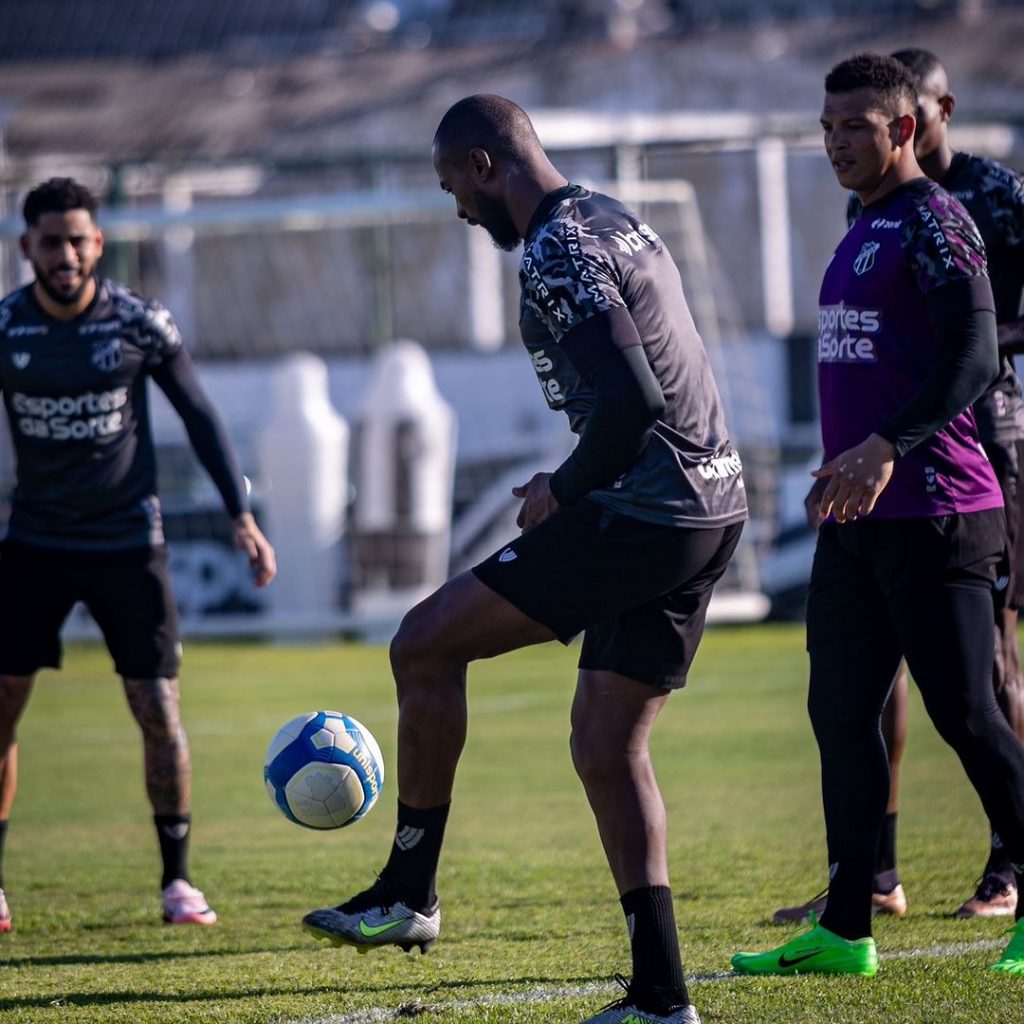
[286,937,1006,1024]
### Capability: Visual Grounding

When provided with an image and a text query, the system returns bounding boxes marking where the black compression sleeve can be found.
[548,307,665,505]
[877,277,998,456]
[151,348,249,518]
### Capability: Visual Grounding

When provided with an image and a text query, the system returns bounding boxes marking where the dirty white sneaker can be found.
[0,887,11,933]
[161,878,217,925]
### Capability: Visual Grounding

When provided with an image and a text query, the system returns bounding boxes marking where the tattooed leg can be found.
[122,677,190,815]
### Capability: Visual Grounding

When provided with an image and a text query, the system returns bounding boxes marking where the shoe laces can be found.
[337,873,398,915]
[975,873,1015,902]
[596,974,687,1017]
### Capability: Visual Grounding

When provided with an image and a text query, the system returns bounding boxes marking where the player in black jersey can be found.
[0,178,276,932]
[302,95,747,1024]
[773,48,1024,927]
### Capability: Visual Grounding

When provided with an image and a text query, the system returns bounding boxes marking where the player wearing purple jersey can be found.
[302,95,747,1024]
[732,54,1024,978]
[773,48,1024,927]
[0,179,276,933]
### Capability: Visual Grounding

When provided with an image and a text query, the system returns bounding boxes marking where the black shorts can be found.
[472,500,744,689]
[806,510,1004,648]
[0,541,181,678]
[984,438,1024,611]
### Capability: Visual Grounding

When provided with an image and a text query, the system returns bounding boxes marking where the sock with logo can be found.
[872,812,899,892]
[154,813,191,890]
[381,801,450,911]
[0,819,7,889]
[984,830,1015,883]
[620,886,690,1012]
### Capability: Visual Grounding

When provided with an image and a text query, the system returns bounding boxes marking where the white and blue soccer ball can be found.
[263,711,384,830]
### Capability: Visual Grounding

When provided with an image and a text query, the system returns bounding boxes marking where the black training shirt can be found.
[0,277,248,550]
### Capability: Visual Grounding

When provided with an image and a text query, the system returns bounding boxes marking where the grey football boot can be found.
[580,977,701,1024]
[303,876,439,954]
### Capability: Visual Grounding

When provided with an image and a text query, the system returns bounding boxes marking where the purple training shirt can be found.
[818,177,1002,519]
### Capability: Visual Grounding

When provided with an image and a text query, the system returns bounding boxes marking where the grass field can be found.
[0,624,1020,1023]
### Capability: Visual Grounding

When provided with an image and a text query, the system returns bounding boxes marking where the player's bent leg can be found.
[389,570,556,807]
[0,675,34,818]
[570,670,671,893]
[958,605,1024,917]
[0,674,36,935]
[898,577,1024,925]
[304,571,555,953]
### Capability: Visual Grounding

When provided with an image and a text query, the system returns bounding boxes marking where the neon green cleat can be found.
[732,914,878,977]
[989,918,1024,974]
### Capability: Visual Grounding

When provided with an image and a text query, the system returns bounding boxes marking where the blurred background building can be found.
[0,0,1021,632]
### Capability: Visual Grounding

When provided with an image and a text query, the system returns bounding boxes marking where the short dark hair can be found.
[434,94,540,163]
[890,48,946,87]
[23,177,98,227]
[825,53,917,116]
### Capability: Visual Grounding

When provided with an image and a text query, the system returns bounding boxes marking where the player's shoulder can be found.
[961,152,1023,196]
[0,285,34,339]
[901,179,987,284]
[103,278,182,352]
[904,178,979,238]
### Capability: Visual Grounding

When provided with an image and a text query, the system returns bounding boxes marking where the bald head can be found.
[891,48,955,170]
[433,94,542,166]
[891,48,949,94]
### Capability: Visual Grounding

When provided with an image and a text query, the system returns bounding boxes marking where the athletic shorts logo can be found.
[395,825,424,851]
[498,548,517,563]
[11,352,30,369]
[853,240,880,276]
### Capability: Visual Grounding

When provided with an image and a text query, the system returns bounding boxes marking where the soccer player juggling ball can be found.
[303,95,747,1024]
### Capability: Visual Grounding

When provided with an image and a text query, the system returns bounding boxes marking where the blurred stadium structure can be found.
[0,0,1021,633]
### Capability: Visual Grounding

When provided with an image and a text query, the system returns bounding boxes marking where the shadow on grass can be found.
[0,972,607,1011]
[0,945,311,968]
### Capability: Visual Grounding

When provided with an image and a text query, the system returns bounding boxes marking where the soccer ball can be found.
[263,711,384,830]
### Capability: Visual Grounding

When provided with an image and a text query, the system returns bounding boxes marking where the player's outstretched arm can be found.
[233,511,276,588]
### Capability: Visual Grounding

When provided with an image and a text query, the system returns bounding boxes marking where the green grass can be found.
[0,625,1018,1022]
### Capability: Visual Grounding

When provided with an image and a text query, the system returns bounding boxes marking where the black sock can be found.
[620,886,689,1011]
[820,857,874,941]
[873,812,899,891]
[0,820,7,890]
[984,831,1014,881]
[381,801,449,910]
[154,813,191,890]
[1015,861,1024,922]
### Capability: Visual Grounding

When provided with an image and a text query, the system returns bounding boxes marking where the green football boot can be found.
[989,917,1024,974]
[732,914,878,977]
